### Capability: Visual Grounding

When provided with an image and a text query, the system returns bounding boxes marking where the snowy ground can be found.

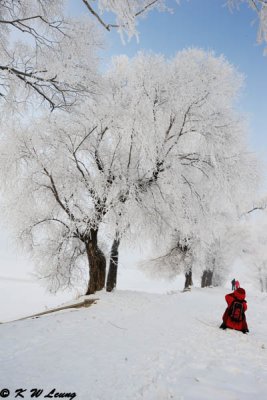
[0,268,185,322]
[1,287,267,400]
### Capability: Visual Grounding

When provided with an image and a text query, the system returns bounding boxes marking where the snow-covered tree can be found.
[0,108,122,294]
[201,234,235,288]
[238,216,267,292]
[103,49,259,290]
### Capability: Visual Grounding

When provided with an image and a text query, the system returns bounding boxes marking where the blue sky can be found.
[69,0,267,158]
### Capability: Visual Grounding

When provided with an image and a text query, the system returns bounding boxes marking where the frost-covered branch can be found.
[0,1,101,111]
[229,0,267,54]
[0,64,85,110]
[0,14,65,46]
[43,169,71,218]
[81,0,172,40]
[82,0,162,29]
[82,0,111,31]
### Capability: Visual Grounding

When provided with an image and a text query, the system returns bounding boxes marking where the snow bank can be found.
[1,287,267,400]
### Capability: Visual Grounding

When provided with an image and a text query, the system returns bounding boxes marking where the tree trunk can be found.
[206,270,213,286]
[201,270,207,288]
[85,229,106,295]
[184,269,193,290]
[106,234,120,292]
[201,270,213,287]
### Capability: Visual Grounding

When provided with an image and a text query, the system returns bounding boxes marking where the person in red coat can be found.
[220,288,249,334]
[235,280,240,289]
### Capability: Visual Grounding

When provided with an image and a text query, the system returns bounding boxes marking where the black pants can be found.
[220,322,249,334]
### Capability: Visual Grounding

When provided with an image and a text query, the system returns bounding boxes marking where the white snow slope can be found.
[1,287,267,400]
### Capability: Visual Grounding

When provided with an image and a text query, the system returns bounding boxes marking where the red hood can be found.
[234,288,246,300]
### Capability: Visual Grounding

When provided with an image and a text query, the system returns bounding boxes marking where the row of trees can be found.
[0,49,260,293]
[0,0,265,293]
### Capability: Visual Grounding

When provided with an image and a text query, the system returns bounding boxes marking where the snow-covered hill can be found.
[1,287,267,400]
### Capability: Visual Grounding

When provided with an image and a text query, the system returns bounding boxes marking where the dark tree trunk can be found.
[106,235,120,292]
[201,270,207,288]
[85,229,106,295]
[184,269,193,290]
[206,270,213,286]
[201,270,213,288]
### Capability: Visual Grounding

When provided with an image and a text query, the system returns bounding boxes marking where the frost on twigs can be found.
[0,1,101,112]
[228,0,267,54]
[82,0,179,42]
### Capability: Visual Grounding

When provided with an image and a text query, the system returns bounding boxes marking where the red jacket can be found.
[222,288,248,332]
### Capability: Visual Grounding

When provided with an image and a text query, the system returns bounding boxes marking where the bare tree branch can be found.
[245,205,266,214]
[0,15,65,46]
[0,64,87,110]
[81,0,111,31]
[81,0,161,31]
[74,126,98,154]
[32,218,71,232]
[43,168,76,222]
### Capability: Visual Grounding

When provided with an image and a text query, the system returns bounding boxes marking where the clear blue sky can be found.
[69,0,267,159]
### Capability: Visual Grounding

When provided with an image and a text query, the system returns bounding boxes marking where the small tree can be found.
[240,217,267,292]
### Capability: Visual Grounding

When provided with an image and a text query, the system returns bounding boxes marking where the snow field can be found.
[1,287,267,400]
[0,279,74,322]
